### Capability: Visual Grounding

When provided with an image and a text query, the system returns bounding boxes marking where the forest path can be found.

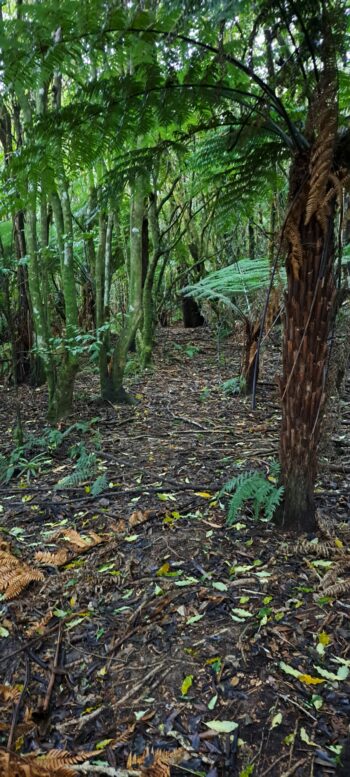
[0,326,349,776]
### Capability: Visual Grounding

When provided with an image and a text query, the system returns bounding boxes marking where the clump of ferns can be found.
[220,460,284,524]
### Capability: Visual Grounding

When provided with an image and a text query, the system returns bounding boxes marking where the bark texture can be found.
[277,158,338,531]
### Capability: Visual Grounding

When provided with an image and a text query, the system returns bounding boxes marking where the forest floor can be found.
[0,325,350,777]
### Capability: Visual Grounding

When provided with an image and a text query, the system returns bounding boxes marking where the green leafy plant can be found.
[221,376,246,396]
[0,450,52,484]
[220,462,284,523]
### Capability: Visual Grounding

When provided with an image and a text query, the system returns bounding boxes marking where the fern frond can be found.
[0,549,44,600]
[220,467,284,523]
[91,473,108,496]
[55,451,97,489]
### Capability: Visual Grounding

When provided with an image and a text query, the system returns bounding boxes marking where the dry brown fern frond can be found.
[318,558,350,592]
[0,747,100,777]
[0,720,37,742]
[26,610,53,638]
[294,539,343,558]
[127,748,186,777]
[305,106,337,227]
[0,684,21,703]
[283,219,303,278]
[321,579,350,598]
[315,510,339,540]
[0,549,45,600]
[34,549,68,567]
[52,529,103,551]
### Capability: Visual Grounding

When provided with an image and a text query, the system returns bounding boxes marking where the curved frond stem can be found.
[123,26,308,150]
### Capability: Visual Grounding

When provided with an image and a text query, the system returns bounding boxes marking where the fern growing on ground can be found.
[220,463,284,523]
[90,473,108,496]
[55,449,98,490]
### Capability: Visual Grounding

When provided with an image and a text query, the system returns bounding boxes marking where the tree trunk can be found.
[110,174,146,401]
[276,154,336,532]
[241,318,260,395]
[182,296,205,327]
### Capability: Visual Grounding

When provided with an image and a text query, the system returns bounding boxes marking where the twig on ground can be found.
[7,655,30,752]
[42,622,63,713]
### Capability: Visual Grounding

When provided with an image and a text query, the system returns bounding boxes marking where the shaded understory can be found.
[0,326,350,776]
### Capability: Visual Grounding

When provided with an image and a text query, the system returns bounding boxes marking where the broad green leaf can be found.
[212,581,228,591]
[311,694,323,710]
[231,608,253,619]
[271,712,282,729]
[186,613,204,625]
[279,661,301,679]
[205,720,238,733]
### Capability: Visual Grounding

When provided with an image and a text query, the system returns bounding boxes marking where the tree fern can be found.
[182,257,285,318]
[220,467,284,523]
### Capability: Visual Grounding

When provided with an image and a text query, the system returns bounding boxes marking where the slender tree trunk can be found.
[248,221,255,260]
[140,193,159,368]
[48,181,79,422]
[25,194,56,407]
[98,212,115,400]
[241,318,260,395]
[14,212,38,384]
[110,175,146,401]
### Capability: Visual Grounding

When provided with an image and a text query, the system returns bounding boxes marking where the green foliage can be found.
[55,447,98,489]
[0,449,51,485]
[182,258,285,317]
[220,462,284,523]
[221,376,246,396]
[90,473,108,496]
[0,419,99,485]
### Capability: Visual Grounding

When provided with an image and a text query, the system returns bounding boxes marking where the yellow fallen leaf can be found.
[298,674,325,685]
[318,631,331,646]
[181,675,193,695]
[195,492,212,499]
[335,538,343,549]
[156,562,170,576]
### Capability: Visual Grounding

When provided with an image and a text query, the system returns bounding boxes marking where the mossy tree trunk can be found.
[25,189,56,407]
[140,192,159,368]
[47,175,80,421]
[110,175,147,401]
[96,208,116,401]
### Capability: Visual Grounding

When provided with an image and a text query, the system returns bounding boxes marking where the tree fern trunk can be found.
[277,153,336,532]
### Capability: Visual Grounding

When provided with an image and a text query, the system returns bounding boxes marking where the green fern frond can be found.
[182,257,285,315]
[220,467,284,524]
[55,451,97,490]
[91,473,108,497]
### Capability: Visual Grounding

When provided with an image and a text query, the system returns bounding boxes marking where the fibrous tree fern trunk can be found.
[277,58,341,532]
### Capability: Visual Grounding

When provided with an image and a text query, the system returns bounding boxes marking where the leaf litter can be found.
[0,327,349,776]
